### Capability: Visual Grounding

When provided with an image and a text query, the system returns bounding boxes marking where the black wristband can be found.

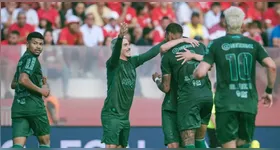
[265,87,273,94]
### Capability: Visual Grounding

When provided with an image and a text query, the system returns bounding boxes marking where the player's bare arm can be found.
[193,62,212,79]
[152,72,171,93]
[11,76,17,89]
[260,57,277,108]
[160,38,199,53]
[19,73,50,97]
[176,48,204,65]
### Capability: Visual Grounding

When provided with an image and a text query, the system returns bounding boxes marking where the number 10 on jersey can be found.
[225,52,253,82]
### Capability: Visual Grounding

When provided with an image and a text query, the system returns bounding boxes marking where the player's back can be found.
[208,34,265,114]
[165,42,212,104]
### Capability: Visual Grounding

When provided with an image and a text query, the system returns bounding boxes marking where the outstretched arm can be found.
[160,38,199,53]
[107,23,128,68]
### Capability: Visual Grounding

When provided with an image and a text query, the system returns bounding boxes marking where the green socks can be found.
[237,143,251,148]
[12,144,23,148]
[195,138,207,148]
[184,144,195,148]
[39,145,50,148]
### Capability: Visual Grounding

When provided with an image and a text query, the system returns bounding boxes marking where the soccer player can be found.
[193,6,277,148]
[154,40,200,148]
[153,23,213,148]
[101,22,199,148]
[10,32,51,148]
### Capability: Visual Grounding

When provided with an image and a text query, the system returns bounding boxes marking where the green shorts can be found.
[101,117,130,147]
[177,101,213,131]
[162,110,180,146]
[216,111,256,144]
[12,115,50,138]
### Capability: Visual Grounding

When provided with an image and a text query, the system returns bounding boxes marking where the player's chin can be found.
[125,52,131,57]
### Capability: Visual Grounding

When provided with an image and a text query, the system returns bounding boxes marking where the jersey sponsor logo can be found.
[222,43,254,51]
[171,44,193,54]
[121,78,135,89]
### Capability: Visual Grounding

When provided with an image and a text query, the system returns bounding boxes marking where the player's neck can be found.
[120,55,128,61]
[227,31,241,35]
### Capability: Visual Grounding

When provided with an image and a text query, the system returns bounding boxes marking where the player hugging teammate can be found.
[153,23,212,148]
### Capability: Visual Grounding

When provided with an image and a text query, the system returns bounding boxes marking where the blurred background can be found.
[1,1,280,148]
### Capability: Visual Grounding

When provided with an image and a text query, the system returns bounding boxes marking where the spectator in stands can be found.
[204,2,222,29]
[135,3,152,28]
[1,31,22,98]
[65,2,86,25]
[152,16,171,45]
[37,2,60,28]
[103,11,120,38]
[270,25,280,47]
[80,13,104,47]
[85,2,112,26]
[183,12,209,45]
[43,29,70,98]
[132,26,142,44]
[118,2,137,28]
[135,27,153,46]
[35,14,53,36]
[8,11,35,43]
[1,2,20,29]
[243,21,264,45]
[1,30,21,45]
[107,2,122,15]
[245,2,266,22]
[151,2,176,27]
[19,2,39,27]
[208,12,226,40]
[264,2,280,29]
[58,15,83,45]
[175,2,198,25]
[59,2,72,28]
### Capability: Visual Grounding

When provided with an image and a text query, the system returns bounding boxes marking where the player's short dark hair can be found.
[191,12,200,19]
[211,2,221,8]
[10,30,20,36]
[26,32,44,42]
[165,23,183,35]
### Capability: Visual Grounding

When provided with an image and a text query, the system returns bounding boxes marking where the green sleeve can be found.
[256,43,269,65]
[21,57,39,76]
[203,41,215,65]
[107,37,123,68]
[161,54,171,75]
[131,42,163,68]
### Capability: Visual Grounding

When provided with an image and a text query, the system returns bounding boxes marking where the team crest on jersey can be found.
[221,43,230,51]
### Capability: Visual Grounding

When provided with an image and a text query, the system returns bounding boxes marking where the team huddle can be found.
[10,6,276,148]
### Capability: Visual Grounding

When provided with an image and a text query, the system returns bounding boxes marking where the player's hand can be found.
[42,76,47,85]
[176,48,193,65]
[183,38,200,47]
[260,93,273,108]
[40,86,50,97]
[119,22,128,37]
[152,72,161,82]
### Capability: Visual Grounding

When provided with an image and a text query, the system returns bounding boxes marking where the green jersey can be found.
[102,38,162,120]
[203,34,269,114]
[12,51,46,118]
[161,42,212,104]
[162,79,177,111]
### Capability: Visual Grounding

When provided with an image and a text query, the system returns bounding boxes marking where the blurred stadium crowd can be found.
[1,2,280,100]
[1,2,280,47]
